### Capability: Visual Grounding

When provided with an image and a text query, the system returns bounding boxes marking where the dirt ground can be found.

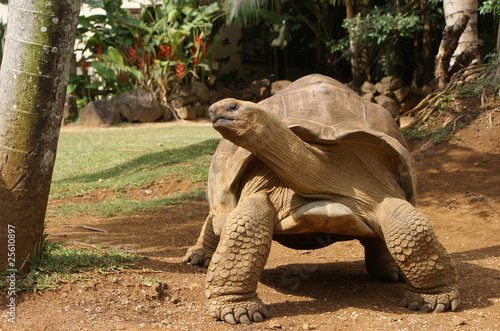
[1,99,499,330]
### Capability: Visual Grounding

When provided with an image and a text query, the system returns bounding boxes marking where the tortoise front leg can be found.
[205,192,275,324]
[377,198,459,312]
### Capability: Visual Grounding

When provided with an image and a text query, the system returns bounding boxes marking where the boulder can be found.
[115,89,162,123]
[375,82,393,97]
[79,99,120,127]
[410,84,433,97]
[361,81,377,95]
[394,86,410,103]
[191,80,210,104]
[271,80,292,95]
[62,94,78,125]
[375,95,400,119]
[171,85,198,108]
[243,78,271,101]
[362,93,376,103]
[400,94,421,112]
[192,102,209,118]
[162,103,173,121]
[380,76,404,91]
[175,105,197,120]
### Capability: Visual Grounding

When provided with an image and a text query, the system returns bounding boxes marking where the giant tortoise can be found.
[183,74,459,324]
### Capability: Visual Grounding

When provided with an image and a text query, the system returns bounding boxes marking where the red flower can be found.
[81,60,89,71]
[193,57,198,66]
[119,74,126,82]
[95,44,103,56]
[190,46,195,56]
[195,35,202,47]
[176,61,185,78]
[166,44,171,60]
[128,47,137,62]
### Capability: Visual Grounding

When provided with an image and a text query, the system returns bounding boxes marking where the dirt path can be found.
[1,116,499,330]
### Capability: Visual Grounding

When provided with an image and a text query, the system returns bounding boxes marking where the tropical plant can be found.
[0,20,5,67]
[70,0,221,104]
[340,4,422,82]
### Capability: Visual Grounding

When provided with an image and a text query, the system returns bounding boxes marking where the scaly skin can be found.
[184,97,460,323]
[378,197,459,312]
[183,215,219,268]
[204,192,274,324]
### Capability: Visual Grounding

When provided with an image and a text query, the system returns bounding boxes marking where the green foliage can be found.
[343,6,421,45]
[335,4,422,81]
[401,120,453,143]
[71,0,221,103]
[0,20,5,67]
[1,238,142,292]
[479,0,500,16]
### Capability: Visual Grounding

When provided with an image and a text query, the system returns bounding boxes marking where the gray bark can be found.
[0,0,81,271]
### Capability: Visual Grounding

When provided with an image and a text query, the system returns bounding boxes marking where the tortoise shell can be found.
[208,74,416,233]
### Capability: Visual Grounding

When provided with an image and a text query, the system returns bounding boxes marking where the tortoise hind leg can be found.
[360,238,402,282]
[376,197,459,312]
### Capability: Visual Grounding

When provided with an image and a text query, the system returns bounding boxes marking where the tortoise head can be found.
[209,98,269,143]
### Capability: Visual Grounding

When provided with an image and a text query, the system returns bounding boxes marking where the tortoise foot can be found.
[208,296,270,324]
[182,245,213,268]
[400,285,460,313]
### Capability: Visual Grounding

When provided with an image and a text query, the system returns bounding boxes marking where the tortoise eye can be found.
[227,103,239,112]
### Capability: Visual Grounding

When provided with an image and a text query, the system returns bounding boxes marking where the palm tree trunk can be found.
[0,0,81,271]
[496,21,500,82]
[443,0,479,65]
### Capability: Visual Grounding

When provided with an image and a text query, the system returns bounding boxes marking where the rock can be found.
[361,81,377,95]
[400,94,421,112]
[175,105,197,120]
[422,84,433,96]
[375,82,392,97]
[79,99,120,127]
[410,84,433,97]
[380,76,404,91]
[191,80,210,104]
[171,85,199,108]
[161,103,173,121]
[394,86,410,102]
[244,78,271,101]
[192,102,209,118]
[399,116,416,129]
[62,94,78,125]
[362,93,376,103]
[271,80,292,95]
[375,95,400,118]
[115,89,163,123]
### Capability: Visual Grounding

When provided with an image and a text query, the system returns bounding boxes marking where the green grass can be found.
[1,238,145,292]
[48,185,206,218]
[48,125,220,217]
[51,125,220,198]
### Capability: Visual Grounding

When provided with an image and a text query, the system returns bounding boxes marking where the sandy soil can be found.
[1,99,499,330]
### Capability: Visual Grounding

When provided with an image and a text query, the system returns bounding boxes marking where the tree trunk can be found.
[443,0,479,65]
[496,21,500,82]
[420,0,435,85]
[345,0,369,87]
[434,14,469,88]
[0,0,81,271]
